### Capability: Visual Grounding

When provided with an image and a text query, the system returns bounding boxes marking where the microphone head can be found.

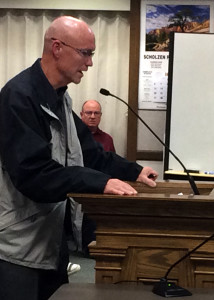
[100,88,110,96]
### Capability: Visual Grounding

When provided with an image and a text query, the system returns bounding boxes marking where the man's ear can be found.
[52,40,62,58]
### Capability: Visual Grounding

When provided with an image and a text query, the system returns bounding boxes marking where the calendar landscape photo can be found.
[146,5,210,51]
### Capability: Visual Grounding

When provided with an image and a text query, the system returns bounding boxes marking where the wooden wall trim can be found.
[136,150,163,161]
[136,151,163,161]
[127,0,140,161]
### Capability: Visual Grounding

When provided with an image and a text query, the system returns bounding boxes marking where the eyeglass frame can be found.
[51,38,95,57]
[83,111,102,117]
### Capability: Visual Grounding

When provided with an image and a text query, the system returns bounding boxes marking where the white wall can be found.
[0,0,130,11]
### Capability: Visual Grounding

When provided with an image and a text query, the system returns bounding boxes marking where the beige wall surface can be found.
[0,0,130,11]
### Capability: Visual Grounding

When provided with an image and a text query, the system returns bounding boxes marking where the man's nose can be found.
[86,56,93,67]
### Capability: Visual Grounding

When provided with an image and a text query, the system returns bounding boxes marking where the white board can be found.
[165,32,214,173]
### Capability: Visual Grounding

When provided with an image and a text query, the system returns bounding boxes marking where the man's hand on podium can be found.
[104,179,138,195]
[136,166,158,187]
[103,167,158,195]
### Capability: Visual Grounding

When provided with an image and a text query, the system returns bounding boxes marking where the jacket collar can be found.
[30,59,67,113]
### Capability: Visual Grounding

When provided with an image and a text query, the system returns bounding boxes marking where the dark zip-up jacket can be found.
[0,59,142,269]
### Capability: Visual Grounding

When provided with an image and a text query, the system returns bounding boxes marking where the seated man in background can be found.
[81,100,116,152]
[80,100,115,255]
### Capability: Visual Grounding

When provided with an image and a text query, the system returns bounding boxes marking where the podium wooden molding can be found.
[68,181,214,288]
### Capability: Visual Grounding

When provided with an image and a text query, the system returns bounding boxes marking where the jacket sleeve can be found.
[73,112,143,181]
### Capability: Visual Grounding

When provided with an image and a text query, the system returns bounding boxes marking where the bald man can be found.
[81,100,116,152]
[0,16,158,299]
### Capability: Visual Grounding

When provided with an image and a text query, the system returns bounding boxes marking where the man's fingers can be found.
[104,179,137,195]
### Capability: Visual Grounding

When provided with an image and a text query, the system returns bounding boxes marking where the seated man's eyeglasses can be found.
[83,111,102,116]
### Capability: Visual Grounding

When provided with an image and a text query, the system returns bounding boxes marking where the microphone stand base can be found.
[152,278,192,297]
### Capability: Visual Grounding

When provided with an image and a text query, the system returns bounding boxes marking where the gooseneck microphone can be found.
[100,88,200,196]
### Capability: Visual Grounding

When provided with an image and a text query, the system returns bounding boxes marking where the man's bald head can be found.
[82,100,102,112]
[41,16,95,88]
[43,16,94,54]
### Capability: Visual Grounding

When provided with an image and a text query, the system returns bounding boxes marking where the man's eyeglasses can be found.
[83,111,102,116]
[51,38,95,57]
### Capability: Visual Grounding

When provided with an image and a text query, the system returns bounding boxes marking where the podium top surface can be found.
[68,180,214,201]
[67,181,214,219]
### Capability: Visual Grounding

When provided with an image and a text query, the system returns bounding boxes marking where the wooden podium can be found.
[68,181,214,289]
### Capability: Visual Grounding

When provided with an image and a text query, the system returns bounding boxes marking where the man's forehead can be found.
[84,101,101,110]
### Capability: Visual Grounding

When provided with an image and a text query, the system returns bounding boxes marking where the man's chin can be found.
[72,79,81,84]
[71,73,83,84]
[72,77,82,84]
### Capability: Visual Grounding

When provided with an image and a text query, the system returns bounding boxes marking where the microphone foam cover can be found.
[100,88,110,96]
